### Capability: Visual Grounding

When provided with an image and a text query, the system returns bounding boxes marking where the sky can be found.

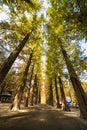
[0,4,10,21]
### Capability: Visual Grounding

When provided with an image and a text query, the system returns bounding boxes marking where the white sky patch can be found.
[3,4,9,11]
[0,4,10,21]
[0,12,9,21]
[42,55,46,64]
[81,42,87,56]
[24,11,31,19]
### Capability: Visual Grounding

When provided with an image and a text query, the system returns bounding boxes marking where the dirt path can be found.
[0,103,87,130]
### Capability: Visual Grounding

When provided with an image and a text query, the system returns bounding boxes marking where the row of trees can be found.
[45,0,87,120]
[0,0,44,110]
[0,0,87,120]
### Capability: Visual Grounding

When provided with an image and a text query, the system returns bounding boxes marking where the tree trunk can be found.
[47,79,53,106]
[24,64,35,107]
[24,88,30,107]
[30,85,34,106]
[58,77,70,111]
[0,32,32,85]
[34,74,38,105]
[54,77,61,108]
[38,81,41,104]
[60,42,87,119]
[10,93,20,111]
[10,51,33,111]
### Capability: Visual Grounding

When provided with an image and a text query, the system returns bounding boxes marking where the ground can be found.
[0,103,87,130]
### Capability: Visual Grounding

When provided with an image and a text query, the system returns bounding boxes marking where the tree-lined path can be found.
[0,0,87,129]
[0,104,87,130]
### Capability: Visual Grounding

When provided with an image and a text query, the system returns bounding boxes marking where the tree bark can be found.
[10,50,33,111]
[47,78,53,106]
[34,74,38,105]
[59,42,87,119]
[54,77,61,108]
[0,32,32,85]
[24,88,30,107]
[58,77,70,111]
[24,64,35,107]
[37,81,41,104]
[30,85,34,106]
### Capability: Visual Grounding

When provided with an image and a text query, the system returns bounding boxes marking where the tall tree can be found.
[0,32,32,85]
[59,41,87,119]
[24,63,35,107]
[46,0,87,119]
[0,0,43,85]
[10,50,33,111]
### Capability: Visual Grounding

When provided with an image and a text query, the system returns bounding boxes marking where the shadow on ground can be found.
[0,104,87,130]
